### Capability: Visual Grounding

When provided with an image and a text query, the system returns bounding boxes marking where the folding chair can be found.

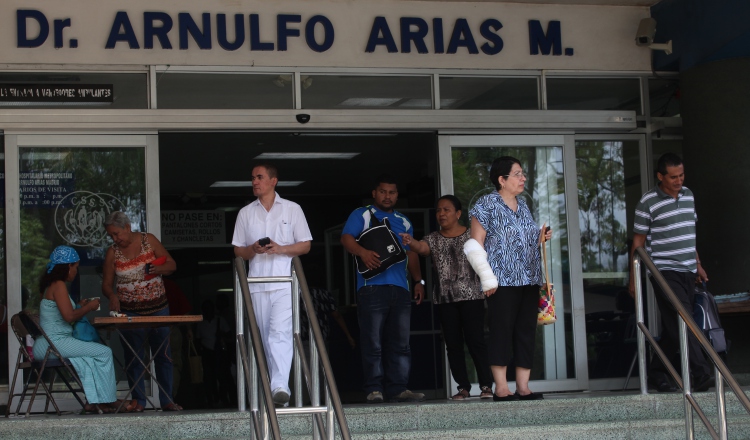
[5,311,86,417]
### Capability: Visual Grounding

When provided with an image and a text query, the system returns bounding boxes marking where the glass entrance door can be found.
[574,135,647,390]
[438,135,583,394]
[5,133,159,411]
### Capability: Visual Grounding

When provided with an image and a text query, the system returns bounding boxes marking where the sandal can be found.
[162,402,183,411]
[83,403,115,414]
[131,403,145,413]
[451,388,470,400]
[83,404,101,414]
[112,399,138,413]
[479,386,493,399]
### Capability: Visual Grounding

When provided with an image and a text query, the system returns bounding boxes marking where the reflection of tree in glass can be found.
[576,141,628,273]
[451,147,538,223]
[20,210,52,312]
[20,147,147,310]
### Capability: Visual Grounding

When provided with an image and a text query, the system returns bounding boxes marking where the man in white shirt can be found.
[232,163,312,405]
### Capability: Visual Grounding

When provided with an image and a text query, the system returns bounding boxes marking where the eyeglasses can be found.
[504,171,528,179]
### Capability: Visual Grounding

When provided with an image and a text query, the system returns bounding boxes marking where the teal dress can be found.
[32,298,117,404]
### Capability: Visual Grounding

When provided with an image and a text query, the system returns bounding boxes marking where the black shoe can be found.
[515,391,544,401]
[492,393,519,402]
[693,375,714,392]
[648,377,677,392]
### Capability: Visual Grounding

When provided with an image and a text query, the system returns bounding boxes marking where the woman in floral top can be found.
[469,156,551,402]
[400,195,493,400]
[102,211,182,412]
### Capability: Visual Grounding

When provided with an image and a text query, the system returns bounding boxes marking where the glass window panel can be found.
[575,140,641,380]
[20,147,146,310]
[0,73,147,109]
[301,75,432,109]
[20,146,146,389]
[157,73,293,109]
[452,145,573,380]
[649,78,681,117]
[547,78,642,114]
[440,76,539,109]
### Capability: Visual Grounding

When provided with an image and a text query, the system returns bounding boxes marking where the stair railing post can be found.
[235,264,246,412]
[292,269,303,408]
[715,367,727,440]
[679,319,694,440]
[633,256,648,395]
[311,324,321,440]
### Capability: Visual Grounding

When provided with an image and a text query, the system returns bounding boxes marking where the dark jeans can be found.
[121,307,174,407]
[357,285,412,397]
[437,299,493,391]
[649,271,711,383]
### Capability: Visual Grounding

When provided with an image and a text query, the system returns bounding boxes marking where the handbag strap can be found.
[189,339,199,356]
[541,233,551,287]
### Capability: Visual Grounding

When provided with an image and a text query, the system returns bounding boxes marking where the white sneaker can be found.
[272,387,290,405]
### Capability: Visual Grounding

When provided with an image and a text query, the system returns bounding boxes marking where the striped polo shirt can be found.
[633,184,698,273]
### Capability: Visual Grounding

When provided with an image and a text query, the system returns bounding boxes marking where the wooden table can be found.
[93,315,203,411]
[717,299,750,316]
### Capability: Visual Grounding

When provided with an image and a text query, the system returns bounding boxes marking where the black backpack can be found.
[693,283,728,355]
[355,207,406,280]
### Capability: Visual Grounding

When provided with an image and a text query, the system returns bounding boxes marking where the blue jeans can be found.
[357,285,412,397]
[120,307,174,407]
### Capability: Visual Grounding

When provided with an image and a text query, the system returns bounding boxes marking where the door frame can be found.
[438,133,586,394]
[3,132,159,410]
[573,133,655,392]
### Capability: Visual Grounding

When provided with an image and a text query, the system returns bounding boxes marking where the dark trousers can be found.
[120,307,174,407]
[486,285,539,368]
[357,285,412,398]
[649,271,711,382]
[437,299,493,391]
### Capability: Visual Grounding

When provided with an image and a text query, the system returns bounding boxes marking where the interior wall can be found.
[680,57,750,294]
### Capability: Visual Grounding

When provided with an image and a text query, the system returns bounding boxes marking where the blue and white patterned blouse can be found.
[469,192,543,287]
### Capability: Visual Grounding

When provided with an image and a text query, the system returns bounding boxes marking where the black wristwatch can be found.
[416,279,425,285]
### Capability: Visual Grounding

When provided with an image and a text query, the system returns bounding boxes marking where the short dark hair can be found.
[489,156,521,190]
[374,173,398,190]
[656,153,683,176]
[438,194,462,212]
[253,163,278,180]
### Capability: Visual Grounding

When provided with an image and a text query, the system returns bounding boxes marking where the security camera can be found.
[635,17,672,55]
[296,114,311,124]
[635,18,657,46]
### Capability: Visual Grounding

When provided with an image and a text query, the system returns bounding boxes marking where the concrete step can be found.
[1,391,749,439]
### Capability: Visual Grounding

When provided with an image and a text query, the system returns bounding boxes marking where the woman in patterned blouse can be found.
[101,211,182,412]
[469,156,551,402]
[400,195,493,400]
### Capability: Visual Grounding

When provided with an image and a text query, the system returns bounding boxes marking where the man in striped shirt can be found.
[629,153,712,393]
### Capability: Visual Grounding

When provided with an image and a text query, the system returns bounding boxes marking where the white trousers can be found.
[251,288,293,394]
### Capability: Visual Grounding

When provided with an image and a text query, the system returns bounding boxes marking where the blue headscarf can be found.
[46,245,80,273]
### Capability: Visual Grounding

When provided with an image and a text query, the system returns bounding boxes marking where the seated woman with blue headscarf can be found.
[33,245,137,414]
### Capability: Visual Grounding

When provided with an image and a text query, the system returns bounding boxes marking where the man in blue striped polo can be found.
[629,152,712,393]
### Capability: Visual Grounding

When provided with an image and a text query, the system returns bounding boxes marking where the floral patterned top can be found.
[113,232,168,314]
[423,229,484,304]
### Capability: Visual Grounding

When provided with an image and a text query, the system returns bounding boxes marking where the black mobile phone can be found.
[144,263,152,274]
[258,237,271,247]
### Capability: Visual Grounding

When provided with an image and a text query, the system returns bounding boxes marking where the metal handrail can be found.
[633,247,750,440]
[233,256,351,440]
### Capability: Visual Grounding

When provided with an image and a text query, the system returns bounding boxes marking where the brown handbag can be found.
[538,226,557,325]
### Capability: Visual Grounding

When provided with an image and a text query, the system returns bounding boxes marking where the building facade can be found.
[5,0,743,408]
